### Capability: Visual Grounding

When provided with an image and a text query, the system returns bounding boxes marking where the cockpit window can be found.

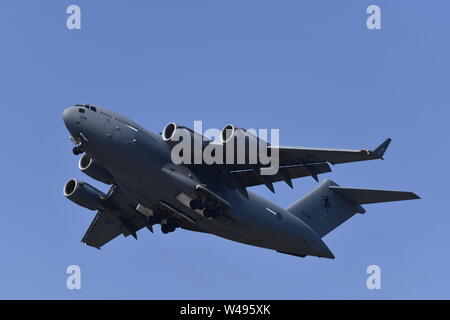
[78,108,85,113]
[90,106,97,112]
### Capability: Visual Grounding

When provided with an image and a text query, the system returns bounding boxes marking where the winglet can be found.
[373,138,391,160]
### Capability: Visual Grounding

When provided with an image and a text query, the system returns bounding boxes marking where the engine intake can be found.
[220,124,236,143]
[162,122,178,141]
[162,122,209,158]
[79,154,114,185]
[220,124,268,147]
[220,124,270,164]
[63,179,106,210]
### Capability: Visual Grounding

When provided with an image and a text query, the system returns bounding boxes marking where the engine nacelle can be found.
[221,124,269,147]
[79,154,114,185]
[162,122,179,143]
[63,179,106,210]
[162,122,209,163]
[220,124,270,164]
[162,122,206,144]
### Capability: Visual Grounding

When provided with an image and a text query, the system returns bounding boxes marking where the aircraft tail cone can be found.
[305,239,335,259]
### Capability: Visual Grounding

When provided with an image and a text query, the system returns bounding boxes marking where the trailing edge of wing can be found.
[230,163,331,190]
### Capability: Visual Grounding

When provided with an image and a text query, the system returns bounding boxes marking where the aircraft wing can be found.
[220,138,391,194]
[81,185,147,249]
[81,209,145,249]
[271,138,391,166]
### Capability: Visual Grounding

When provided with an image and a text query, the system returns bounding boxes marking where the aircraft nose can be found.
[62,107,78,135]
[62,107,71,122]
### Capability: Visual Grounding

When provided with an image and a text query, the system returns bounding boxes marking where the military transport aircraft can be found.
[62,104,419,259]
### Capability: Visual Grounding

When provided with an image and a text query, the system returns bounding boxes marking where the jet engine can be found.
[63,179,106,210]
[79,154,114,185]
[162,122,207,145]
[220,124,270,164]
[162,122,209,163]
[220,124,269,148]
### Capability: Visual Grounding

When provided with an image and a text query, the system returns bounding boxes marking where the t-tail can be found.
[287,179,420,239]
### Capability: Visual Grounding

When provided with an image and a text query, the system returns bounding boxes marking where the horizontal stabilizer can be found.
[287,179,420,238]
[329,186,420,204]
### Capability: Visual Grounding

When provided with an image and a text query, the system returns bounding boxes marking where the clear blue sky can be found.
[0,0,448,299]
